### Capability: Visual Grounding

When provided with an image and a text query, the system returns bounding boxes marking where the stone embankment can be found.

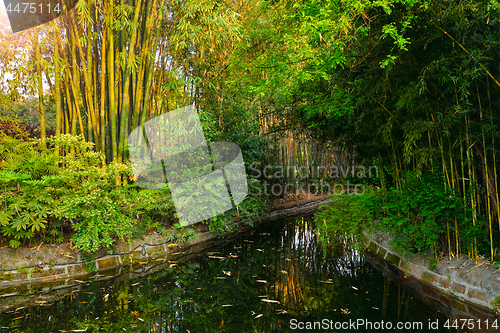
[367,231,500,318]
[0,197,331,297]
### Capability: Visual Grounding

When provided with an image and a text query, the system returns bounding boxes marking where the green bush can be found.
[0,134,177,251]
[314,169,486,257]
[370,170,484,255]
[0,134,273,252]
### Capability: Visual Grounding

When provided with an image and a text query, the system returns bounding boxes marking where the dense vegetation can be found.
[304,0,499,261]
[0,0,499,260]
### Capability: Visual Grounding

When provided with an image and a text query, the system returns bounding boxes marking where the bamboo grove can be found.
[1,0,500,259]
[0,0,242,163]
[239,0,500,260]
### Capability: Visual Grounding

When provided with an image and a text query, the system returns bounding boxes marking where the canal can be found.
[0,216,497,332]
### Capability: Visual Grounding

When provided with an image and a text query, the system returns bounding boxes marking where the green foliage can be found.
[0,133,271,252]
[164,223,200,244]
[0,134,177,252]
[314,195,373,254]
[17,267,28,275]
[0,134,60,178]
[369,170,484,255]
[429,257,439,271]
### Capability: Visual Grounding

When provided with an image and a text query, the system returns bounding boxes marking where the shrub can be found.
[0,134,177,251]
[372,170,484,255]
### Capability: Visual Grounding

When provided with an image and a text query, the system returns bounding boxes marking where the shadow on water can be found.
[0,216,498,332]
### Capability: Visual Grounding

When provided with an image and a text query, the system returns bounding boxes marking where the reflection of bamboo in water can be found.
[397,285,401,320]
[274,233,305,316]
[273,220,324,316]
[381,276,389,319]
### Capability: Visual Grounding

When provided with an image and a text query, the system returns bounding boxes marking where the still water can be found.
[0,217,496,332]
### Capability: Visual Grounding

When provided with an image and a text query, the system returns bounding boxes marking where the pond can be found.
[0,216,497,332]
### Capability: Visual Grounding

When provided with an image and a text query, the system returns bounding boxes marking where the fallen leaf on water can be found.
[256,249,264,252]
[11,316,23,321]
[351,286,358,290]
[372,307,379,310]
[222,304,232,307]
[321,281,333,284]
[256,280,267,283]
[261,299,280,304]
[255,314,263,318]
[280,270,287,274]
[184,300,194,303]
[223,271,231,276]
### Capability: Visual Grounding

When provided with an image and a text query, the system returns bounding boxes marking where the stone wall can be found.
[0,198,331,297]
[368,231,500,316]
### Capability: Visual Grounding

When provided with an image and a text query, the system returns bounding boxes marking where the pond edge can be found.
[0,197,331,293]
[367,231,500,315]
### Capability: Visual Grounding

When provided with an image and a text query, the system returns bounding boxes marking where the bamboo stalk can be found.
[34,27,46,139]
[477,84,494,260]
[52,22,61,141]
[107,0,118,163]
[465,114,478,261]
[449,146,459,255]
[460,133,468,258]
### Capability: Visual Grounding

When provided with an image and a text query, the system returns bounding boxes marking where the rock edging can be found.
[0,197,331,292]
[367,231,500,315]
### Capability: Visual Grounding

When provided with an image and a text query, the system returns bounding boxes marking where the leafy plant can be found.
[368,170,484,256]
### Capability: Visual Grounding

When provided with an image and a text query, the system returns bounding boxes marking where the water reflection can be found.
[0,217,496,332]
